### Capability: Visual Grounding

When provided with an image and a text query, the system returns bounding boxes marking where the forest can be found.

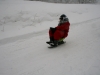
[28,0,98,4]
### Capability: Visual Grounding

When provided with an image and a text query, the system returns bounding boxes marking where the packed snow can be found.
[0,0,100,75]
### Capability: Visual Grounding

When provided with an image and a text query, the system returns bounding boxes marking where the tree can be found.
[28,0,97,4]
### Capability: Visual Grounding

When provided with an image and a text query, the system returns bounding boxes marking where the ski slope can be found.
[0,0,100,75]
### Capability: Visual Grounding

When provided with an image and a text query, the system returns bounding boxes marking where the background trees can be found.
[29,0,98,4]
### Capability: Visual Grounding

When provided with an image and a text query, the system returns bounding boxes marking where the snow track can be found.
[0,17,100,46]
[0,29,48,46]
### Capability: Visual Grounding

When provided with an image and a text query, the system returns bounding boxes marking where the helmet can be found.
[59,14,69,22]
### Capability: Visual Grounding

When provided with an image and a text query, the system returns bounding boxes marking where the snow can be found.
[0,0,100,75]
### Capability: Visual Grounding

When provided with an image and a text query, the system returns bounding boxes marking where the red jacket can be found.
[54,22,70,40]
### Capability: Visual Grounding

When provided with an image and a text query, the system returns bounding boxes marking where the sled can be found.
[46,41,66,48]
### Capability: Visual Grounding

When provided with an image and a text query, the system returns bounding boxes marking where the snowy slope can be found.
[0,0,100,75]
[0,0,100,39]
[0,18,100,75]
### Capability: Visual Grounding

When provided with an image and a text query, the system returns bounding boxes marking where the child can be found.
[46,14,70,46]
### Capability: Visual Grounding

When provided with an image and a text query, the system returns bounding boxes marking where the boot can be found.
[51,40,58,47]
[46,37,54,44]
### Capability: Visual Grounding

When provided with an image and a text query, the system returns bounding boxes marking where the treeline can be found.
[29,0,98,4]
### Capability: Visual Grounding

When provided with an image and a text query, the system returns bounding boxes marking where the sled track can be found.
[71,17,100,26]
[0,17,100,45]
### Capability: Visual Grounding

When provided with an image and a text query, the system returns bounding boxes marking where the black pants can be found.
[49,27,56,41]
